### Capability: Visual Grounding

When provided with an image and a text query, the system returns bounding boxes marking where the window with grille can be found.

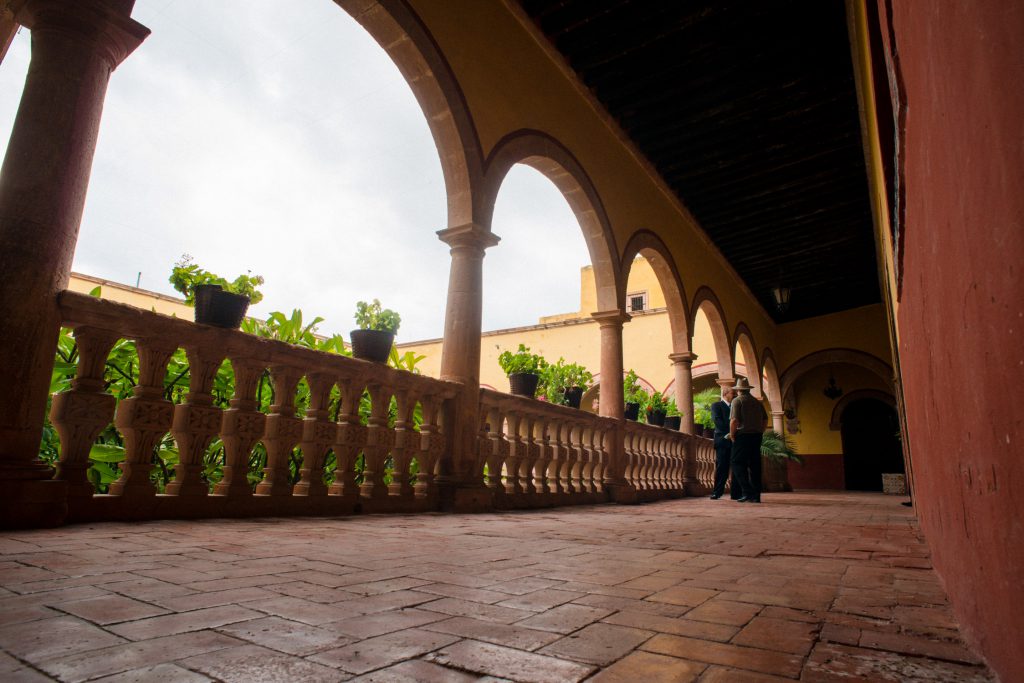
[627,291,648,312]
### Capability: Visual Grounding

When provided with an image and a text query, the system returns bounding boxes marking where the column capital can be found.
[436,222,500,252]
[715,377,736,390]
[17,0,150,70]
[668,351,697,365]
[590,309,631,328]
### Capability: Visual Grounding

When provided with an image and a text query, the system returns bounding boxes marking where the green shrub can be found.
[354,299,401,334]
[498,344,547,376]
[169,254,264,304]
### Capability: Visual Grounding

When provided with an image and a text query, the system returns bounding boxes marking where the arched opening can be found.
[690,288,733,384]
[0,0,476,342]
[733,324,761,398]
[840,398,903,491]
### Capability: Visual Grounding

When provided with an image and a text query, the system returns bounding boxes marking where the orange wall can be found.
[882,1,1024,679]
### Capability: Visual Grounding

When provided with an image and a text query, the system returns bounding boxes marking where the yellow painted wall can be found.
[775,304,892,372]
[68,273,193,319]
[789,364,892,454]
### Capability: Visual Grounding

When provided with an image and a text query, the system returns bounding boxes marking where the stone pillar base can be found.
[0,479,68,528]
[438,482,493,513]
[606,482,638,504]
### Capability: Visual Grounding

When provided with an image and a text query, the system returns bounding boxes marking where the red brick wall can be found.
[884,2,1024,679]
[787,455,844,490]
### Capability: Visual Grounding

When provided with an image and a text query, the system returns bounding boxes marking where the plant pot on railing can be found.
[624,402,640,421]
[508,372,540,398]
[647,409,666,427]
[193,284,250,329]
[563,387,584,409]
[663,415,681,430]
[350,329,394,363]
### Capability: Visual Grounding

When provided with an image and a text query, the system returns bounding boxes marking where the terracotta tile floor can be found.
[0,492,996,682]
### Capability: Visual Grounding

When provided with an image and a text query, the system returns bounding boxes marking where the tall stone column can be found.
[668,352,697,434]
[436,222,499,511]
[592,310,630,419]
[592,310,635,503]
[772,410,785,435]
[0,0,148,528]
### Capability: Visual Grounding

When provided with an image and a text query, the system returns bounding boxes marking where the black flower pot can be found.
[508,372,540,398]
[647,409,667,427]
[663,415,681,430]
[194,284,250,329]
[624,402,640,421]
[350,329,395,363]
[563,387,584,409]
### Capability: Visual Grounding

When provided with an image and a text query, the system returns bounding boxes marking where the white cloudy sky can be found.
[0,0,592,342]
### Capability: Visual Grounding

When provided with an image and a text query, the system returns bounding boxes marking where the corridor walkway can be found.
[0,492,994,682]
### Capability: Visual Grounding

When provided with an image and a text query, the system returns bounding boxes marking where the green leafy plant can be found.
[761,429,803,464]
[623,369,649,405]
[692,387,721,430]
[540,358,592,404]
[665,397,680,417]
[498,344,547,376]
[354,299,401,334]
[169,254,264,304]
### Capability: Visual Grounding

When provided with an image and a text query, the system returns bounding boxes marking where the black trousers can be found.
[712,435,739,498]
[731,432,763,501]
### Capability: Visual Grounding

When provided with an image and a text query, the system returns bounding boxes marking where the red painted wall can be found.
[886,2,1024,679]
[787,455,844,490]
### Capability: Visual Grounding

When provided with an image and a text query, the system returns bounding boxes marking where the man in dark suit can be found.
[709,386,739,499]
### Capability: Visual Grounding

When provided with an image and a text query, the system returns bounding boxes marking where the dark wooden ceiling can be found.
[519,0,880,322]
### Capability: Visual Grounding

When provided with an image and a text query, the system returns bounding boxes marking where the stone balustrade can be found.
[478,388,617,508]
[50,291,459,522]
[622,420,709,501]
[42,291,714,523]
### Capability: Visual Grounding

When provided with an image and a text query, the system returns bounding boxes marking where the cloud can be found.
[0,1,592,342]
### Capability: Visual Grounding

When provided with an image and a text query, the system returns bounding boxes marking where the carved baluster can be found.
[549,418,564,495]
[414,396,444,498]
[360,383,393,499]
[590,424,606,492]
[562,420,577,495]
[214,358,265,497]
[577,423,593,493]
[255,366,303,496]
[329,377,366,499]
[533,417,553,495]
[167,345,225,496]
[109,339,177,497]
[294,372,337,497]
[626,430,640,488]
[475,407,492,489]
[485,405,507,499]
[652,436,665,490]
[503,411,523,496]
[51,326,119,497]
[520,415,539,496]
[388,390,416,498]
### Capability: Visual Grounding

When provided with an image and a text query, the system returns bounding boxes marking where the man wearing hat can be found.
[729,376,767,503]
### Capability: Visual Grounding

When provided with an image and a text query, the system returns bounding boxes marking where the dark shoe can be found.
[736,497,750,503]
[709,494,722,500]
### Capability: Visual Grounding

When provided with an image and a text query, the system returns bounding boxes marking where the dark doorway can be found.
[841,398,903,491]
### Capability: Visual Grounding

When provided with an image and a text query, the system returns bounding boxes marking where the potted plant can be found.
[169,254,264,329]
[541,358,593,408]
[645,391,669,427]
[351,299,401,363]
[760,430,802,464]
[692,387,720,437]
[498,344,548,398]
[623,369,648,421]
[663,397,682,430]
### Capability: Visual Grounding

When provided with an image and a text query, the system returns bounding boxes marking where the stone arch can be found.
[691,363,749,382]
[481,130,621,312]
[337,0,483,228]
[760,348,783,414]
[620,230,691,354]
[732,322,761,398]
[780,348,894,406]
[830,389,897,430]
[690,286,734,381]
